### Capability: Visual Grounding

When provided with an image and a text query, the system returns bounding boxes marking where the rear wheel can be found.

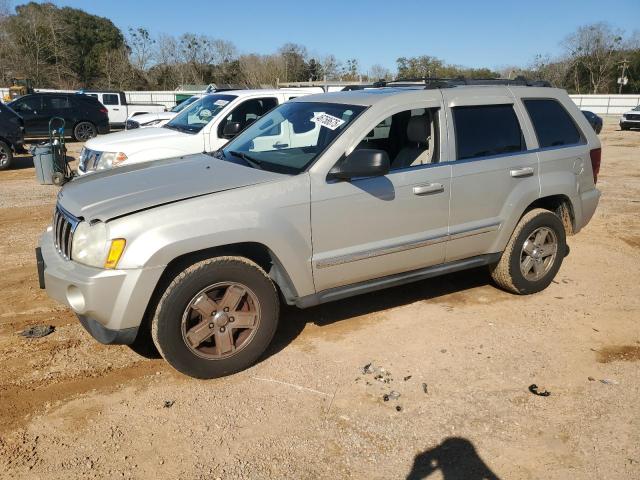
[152,256,279,379]
[490,209,566,295]
[0,141,13,170]
[73,121,97,141]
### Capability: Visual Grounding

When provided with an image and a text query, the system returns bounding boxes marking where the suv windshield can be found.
[221,101,365,174]
[165,94,236,133]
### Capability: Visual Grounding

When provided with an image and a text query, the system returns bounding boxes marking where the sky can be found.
[23,0,640,73]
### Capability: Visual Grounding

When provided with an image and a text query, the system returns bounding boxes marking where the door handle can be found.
[273,142,288,149]
[510,167,534,178]
[113,108,120,111]
[413,183,444,195]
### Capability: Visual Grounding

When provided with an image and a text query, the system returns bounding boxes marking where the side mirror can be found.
[328,149,390,181]
[222,121,241,138]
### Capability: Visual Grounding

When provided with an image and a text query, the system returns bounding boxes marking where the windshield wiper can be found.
[228,150,263,170]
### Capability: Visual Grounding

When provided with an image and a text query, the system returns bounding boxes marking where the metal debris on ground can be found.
[422,383,428,394]
[19,325,55,338]
[528,384,551,397]
[163,400,175,408]
[600,378,618,385]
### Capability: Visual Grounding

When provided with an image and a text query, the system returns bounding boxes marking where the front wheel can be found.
[152,257,279,379]
[490,209,566,295]
[0,141,13,170]
[73,121,97,141]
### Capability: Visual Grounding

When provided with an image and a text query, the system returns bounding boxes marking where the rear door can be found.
[442,88,540,262]
[42,95,73,132]
[102,93,126,125]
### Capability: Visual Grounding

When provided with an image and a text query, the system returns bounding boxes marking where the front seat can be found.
[393,115,431,169]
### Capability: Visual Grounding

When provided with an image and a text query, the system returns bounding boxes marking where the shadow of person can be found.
[406,437,501,480]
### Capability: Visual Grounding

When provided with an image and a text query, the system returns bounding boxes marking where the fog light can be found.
[66,285,86,313]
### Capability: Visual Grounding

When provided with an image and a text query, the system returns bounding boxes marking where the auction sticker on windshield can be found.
[311,112,345,130]
[214,99,230,106]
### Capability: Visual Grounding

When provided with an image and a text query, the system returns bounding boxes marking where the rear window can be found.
[102,94,119,105]
[523,99,583,148]
[453,104,525,160]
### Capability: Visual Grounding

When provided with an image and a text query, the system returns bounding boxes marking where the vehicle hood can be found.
[623,109,640,115]
[130,112,175,124]
[84,127,192,153]
[57,154,285,222]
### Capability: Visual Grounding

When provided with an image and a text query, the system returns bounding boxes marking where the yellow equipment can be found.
[5,78,34,101]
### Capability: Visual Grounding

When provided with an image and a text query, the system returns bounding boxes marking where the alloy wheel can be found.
[520,226,558,281]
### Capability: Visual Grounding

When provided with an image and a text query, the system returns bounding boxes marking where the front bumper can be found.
[38,229,164,344]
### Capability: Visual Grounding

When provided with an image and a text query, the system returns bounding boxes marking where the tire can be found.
[73,121,97,141]
[0,141,13,170]
[151,256,279,379]
[621,125,630,131]
[490,208,566,295]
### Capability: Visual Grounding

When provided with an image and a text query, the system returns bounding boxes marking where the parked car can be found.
[37,81,601,379]
[8,93,109,141]
[77,88,315,175]
[82,90,166,128]
[582,110,603,134]
[125,94,203,130]
[620,105,640,130]
[0,101,25,170]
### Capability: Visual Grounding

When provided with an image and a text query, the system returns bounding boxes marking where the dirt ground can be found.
[0,118,638,480]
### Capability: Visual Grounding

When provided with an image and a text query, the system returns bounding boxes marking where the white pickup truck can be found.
[82,90,166,128]
[78,88,317,174]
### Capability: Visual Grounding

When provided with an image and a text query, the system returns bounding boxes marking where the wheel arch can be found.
[521,194,575,236]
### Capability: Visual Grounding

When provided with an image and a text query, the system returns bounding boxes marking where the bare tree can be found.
[320,54,342,80]
[128,27,155,71]
[369,64,392,81]
[101,47,135,89]
[564,22,623,93]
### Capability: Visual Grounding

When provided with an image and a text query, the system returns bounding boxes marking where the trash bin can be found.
[32,143,55,185]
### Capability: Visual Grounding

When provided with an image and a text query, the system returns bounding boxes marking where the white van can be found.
[78,89,317,174]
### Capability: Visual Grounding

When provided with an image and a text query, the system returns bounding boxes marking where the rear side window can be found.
[44,96,71,109]
[453,104,524,160]
[102,94,119,105]
[523,99,583,148]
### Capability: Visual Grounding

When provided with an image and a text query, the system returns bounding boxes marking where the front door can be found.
[311,103,451,292]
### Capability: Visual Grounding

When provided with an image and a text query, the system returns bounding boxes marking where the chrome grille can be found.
[53,205,80,260]
[627,114,640,121]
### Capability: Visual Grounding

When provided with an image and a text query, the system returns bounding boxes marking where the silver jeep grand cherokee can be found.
[37,80,601,379]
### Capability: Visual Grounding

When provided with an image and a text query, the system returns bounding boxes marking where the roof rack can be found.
[372,76,552,89]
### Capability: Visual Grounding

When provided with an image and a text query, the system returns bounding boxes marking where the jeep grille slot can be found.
[53,205,79,260]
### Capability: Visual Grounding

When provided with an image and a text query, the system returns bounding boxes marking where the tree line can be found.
[0,2,638,93]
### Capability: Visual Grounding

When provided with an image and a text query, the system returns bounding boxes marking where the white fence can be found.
[2,87,639,115]
[569,95,640,115]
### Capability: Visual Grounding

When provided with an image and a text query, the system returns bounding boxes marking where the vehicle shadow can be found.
[406,437,501,480]
[265,266,495,359]
[9,154,35,170]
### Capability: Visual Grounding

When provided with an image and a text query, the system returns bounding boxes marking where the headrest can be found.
[406,116,429,144]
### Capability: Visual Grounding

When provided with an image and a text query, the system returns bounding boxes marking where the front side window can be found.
[10,95,41,112]
[218,97,279,137]
[354,108,439,170]
[523,99,583,148]
[221,101,365,174]
[453,104,525,160]
[165,94,237,134]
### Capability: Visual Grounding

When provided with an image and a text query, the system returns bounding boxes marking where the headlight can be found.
[71,221,108,267]
[142,119,161,126]
[71,221,126,269]
[96,151,128,170]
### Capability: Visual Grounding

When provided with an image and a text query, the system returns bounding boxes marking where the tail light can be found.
[100,108,108,114]
[589,148,601,184]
